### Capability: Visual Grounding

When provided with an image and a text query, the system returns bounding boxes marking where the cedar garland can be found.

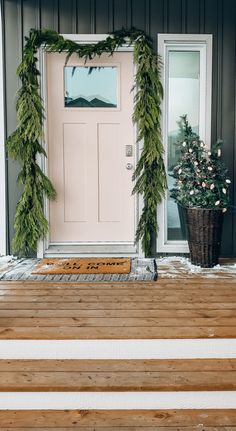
[7,28,167,257]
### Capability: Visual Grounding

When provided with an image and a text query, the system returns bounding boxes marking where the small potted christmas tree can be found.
[170,115,231,268]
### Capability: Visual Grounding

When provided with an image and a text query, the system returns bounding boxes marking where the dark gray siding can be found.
[2,0,236,256]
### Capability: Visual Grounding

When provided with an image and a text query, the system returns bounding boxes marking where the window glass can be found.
[64,66,117,108]
[167,50,200,241]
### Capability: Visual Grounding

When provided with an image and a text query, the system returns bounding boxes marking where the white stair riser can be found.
[0,339,236,359]
[1,392,236,409]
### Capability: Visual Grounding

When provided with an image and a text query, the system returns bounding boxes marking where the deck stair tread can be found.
[1,409,236,428]
[1,359,236,391]
[0,279,236,339]
[0,280,236,424]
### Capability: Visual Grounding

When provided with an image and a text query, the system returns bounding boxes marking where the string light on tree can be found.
[170,115,230,212]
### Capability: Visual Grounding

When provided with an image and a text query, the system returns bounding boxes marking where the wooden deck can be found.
[1,358,236,391]
[0,278,236,339]
[1,409,236,429]
[1,278,236,428]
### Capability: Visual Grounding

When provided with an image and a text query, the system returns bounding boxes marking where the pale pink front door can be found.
[46,51,136,253]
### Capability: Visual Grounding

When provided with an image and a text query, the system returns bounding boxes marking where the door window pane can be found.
[167,50,200,240]
[64,66,117,108]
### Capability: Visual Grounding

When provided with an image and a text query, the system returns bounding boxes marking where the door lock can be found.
[125,145,133,157]
[126,163,133,170]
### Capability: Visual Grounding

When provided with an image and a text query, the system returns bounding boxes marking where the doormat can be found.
[32,258,131,275]
[0,258,157,282]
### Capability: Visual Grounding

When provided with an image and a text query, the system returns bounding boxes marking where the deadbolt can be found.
[126,163,133,170]
[126,145,133,157]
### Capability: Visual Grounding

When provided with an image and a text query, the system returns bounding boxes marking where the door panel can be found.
[46,51,136,247]
[63,123,87,223]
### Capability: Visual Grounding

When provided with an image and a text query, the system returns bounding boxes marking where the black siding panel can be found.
[4,0,22,251]
[22,0,39,36]
[204,0,218,144]
[76,0,91,33]
[150,0,164,47]
[58,0,74,34]
[131,0,146,31]
[186,0,200,33]
[221,0,236,255]
[167,0,182,33]
[95,0,110,33]
[41,0,58,30]
[113,0,128,30]
[3,0,236,256]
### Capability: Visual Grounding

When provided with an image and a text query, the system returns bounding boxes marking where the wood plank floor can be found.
[1,279,236,339]
[1,359,236,391]
[1,409,236,428]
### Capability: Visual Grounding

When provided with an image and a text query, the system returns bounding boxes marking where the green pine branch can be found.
[7,27,167,256]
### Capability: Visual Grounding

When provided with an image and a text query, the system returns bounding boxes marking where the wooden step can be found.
[1,359,236,391]
[1,409,236,428]
[1,279,236,339]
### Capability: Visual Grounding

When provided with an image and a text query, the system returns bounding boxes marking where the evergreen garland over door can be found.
[7,28,167,257]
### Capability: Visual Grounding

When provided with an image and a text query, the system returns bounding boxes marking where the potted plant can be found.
[170,115,231,268]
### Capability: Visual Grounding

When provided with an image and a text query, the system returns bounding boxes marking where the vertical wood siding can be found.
[3,0,236,256]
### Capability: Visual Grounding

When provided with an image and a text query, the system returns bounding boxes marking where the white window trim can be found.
[0,2,6,256]
[37,34,144,258]
[157,33,212,253]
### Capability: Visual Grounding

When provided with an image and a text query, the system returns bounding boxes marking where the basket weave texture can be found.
[185,208,223,268]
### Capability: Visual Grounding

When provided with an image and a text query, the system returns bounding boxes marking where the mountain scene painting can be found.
[64,66,117,108]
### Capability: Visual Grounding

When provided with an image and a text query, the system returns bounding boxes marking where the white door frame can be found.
[0,1,6,256]
[156,33,212,253]
[37,34,143,258]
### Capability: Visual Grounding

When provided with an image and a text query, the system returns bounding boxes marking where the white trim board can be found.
[156,33,212,253]
[1,339,236,359]
[1,392,236,410]
[0,1,6,256]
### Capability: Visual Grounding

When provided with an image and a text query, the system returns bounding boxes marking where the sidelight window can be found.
[157,34,212,252]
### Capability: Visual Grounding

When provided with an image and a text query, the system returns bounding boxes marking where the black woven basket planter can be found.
[185,207,223,268]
